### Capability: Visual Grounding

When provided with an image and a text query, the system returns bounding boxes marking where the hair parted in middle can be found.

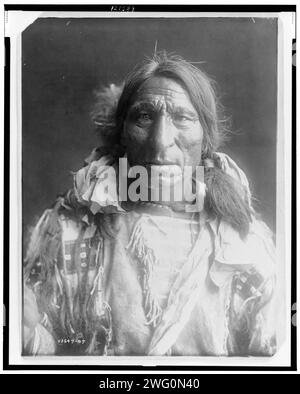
[92,52,229,158]
[91,52,253,237]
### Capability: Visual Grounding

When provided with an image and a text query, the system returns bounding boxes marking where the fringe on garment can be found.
[226,272,275,355]
[24,197,113,355]
[86,238,113,355]
[126,216,163,327]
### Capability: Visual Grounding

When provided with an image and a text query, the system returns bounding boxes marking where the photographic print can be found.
[4,6,295,369]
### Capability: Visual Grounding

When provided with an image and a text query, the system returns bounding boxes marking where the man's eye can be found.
[136,112,153,123]
[173,114,192,123]
[138,112,151,120]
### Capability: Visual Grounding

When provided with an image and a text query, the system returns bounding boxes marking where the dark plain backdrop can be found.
[22,17,277,233]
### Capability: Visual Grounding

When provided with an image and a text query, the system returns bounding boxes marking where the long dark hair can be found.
[92,53,252,236]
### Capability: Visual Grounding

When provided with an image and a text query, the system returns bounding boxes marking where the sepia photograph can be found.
[4,7,295,369]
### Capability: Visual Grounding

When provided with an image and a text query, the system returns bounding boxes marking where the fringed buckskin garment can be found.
[23,151,277,356]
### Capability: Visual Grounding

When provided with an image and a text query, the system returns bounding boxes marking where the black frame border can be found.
[3,3,297,371]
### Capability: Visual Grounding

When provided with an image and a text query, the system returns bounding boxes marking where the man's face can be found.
[123,77,203,170]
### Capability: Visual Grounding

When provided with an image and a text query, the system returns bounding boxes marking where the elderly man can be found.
[23,53,276,356]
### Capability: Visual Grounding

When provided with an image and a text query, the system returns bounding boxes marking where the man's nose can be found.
[149,113,175,157]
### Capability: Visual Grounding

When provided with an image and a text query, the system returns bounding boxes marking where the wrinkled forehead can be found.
[129,76,197,112]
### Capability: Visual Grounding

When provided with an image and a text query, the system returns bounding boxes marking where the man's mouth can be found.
[148,164,182,177]
[145,165,184,187]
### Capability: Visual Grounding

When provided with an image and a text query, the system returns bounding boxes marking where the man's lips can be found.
[127,163,184,185]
